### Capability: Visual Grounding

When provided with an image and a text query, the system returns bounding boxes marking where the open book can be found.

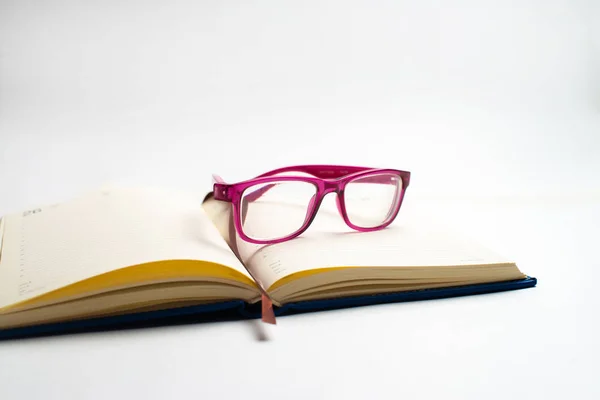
[0,186,535,337]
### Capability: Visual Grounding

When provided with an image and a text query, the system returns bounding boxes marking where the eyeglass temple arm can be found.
[243,166,399,203]
[212,174,225,183]
[212,167,406,202]
[255,165,371,179]
[243,166,343,202]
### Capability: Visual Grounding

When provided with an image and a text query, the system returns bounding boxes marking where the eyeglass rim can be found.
[212,164,411,244]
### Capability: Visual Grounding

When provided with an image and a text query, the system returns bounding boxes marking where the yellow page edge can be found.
[267,262,522,292]
[268,266,350,292]
[1,259,258,312]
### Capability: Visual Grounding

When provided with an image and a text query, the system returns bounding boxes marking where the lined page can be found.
[203,196,515,290]
[0,187,251,309]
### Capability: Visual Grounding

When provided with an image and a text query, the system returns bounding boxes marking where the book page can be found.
[0,187,252,309]
[203,196,514,291]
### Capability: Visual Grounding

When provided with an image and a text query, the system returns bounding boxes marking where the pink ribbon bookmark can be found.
[261,294,276,325]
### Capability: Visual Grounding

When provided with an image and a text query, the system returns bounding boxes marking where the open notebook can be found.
[0,187,536,338]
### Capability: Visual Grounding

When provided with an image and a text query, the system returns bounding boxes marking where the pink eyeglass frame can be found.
[212,164,411,245]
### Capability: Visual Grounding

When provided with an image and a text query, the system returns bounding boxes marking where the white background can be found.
[1,1,599,399]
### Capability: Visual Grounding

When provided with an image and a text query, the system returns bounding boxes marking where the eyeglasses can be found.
[212,165,411,244]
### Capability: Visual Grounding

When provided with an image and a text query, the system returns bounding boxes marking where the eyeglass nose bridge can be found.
[322,179,341,193]
[319,180,345,219]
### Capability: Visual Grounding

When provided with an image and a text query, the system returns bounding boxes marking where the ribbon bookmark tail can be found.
[261,293,276,325]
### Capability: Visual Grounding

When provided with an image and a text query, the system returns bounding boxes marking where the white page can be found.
[203,196,515,290]
[0,187,251,309]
